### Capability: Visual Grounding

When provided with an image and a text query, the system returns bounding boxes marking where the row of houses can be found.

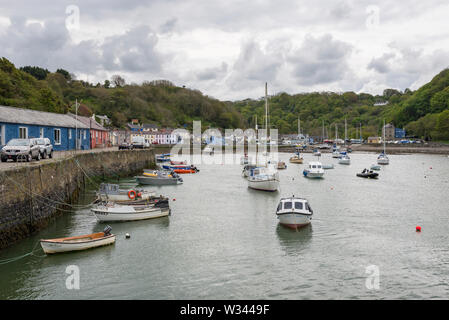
[0,105,184,151]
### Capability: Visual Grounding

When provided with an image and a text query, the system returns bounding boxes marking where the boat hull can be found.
[40,235,115,254]
[289,158,303,164]
[338,159,351,165]
[377,158,389,165]
[303,170,324,178]
[248,179,279,192]
[278,213,312,229]
[136,176,182,185]
[92,208,170,222]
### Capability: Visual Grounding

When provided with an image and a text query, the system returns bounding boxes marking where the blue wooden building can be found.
[0,105,90,151]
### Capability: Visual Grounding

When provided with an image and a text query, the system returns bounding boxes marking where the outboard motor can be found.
[103,225,112,236]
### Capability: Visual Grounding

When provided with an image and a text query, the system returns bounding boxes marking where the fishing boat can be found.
[338,152,351,165]
[377,120,390,165]
[277,161,287,170]
[276,197,313,229]
[162,164,199,173]
[356,168,379,179]
[136,170,183,185]
[247,166,280,192]
[40,226,115,254]
[303,161,325,178]
[370,164,381,170]
[156,153,171,162]
[92,201,170,222]
[97,183,155,202]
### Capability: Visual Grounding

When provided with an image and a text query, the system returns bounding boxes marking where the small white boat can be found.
[203,145,214,154]
[276,197,313,229]
[277,161,287,170]
[97,183,155,202]
[303,161,325,178]
[377,153,389,165]
[313,149,321,157]
[247,166,280,192]
[92,202,170,222]
[40,226,115,254]
[370,164,381,170]
[338,152,351,165]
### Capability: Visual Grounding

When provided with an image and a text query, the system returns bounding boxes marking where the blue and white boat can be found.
[156,153,171,162]
[338,151,351,165]
[303,161,325,178]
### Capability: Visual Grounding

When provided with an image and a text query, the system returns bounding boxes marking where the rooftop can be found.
[0,105,89,129]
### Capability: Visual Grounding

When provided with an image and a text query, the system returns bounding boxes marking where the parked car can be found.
[1,138,41,162]
[32,138,53,159]
[119,142,133,150]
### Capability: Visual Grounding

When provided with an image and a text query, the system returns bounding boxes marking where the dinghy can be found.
[356,169,379,179]
[40,226,115,254]
[137,170,183,185]
[303,161,325,178]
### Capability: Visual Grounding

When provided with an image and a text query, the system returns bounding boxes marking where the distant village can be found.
[0,105,409,152]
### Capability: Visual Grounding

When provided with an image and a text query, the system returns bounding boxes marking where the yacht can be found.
[303,161,325,178]
[377,119,390,165]
[247,166,280,192]
[276,197,313,229]
[338,152,351,165]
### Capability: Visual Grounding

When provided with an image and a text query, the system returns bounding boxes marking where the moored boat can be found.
[276,197,313,229]
[137,170,183,185]
[40,226,115,254]
[156,153,171,162]
[92,201,170,222]
[247,166,279,192]
[338,152,351,165]
[313,149,321,157]
[356,168,379,179]
[303,161,325,178]
[277,161,287,170]
[162,164,199,173]
[97,183,155,202]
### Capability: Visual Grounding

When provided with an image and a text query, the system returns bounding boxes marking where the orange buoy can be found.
[416,226,421,232]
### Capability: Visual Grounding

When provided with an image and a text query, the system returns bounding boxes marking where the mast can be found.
[322,120,324,143]
[298,117,301,136]
[344,118,347,146]
[335,124,338,143]
[360,123,362,142]
[383,119,386,154]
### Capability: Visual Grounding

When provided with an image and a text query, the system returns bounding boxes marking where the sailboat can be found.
[338,118,351,164]
[247,83,280,192]
[377,119,390,165]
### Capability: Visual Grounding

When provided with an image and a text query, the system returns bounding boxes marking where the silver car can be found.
[1,138,41,162]
[32,138,54,159]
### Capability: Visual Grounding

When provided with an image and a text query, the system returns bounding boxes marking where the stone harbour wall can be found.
[0,149,155,250]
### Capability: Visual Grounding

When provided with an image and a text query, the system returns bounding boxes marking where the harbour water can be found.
[1,152,449,299]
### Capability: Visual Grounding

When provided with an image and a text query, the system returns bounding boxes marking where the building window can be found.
[54,129,61,145]
[40,128,44,138]
[69,129,72,139]
[19,127,28,139]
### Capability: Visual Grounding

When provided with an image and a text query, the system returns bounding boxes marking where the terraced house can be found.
[0,105,90,150]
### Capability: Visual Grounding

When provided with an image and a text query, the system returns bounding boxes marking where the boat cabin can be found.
[276,197,313,214]
[308,162,323,170]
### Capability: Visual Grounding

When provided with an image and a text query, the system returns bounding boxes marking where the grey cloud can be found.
[367,53,395,74]
[289,34,352,85]
[196,62,227,81]
[159,18,178,34]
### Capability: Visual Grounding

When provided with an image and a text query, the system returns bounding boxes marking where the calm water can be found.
[1,152,449,300]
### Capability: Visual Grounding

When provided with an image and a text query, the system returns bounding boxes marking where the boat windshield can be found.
[283,202,292,209]
[294,202,303,209]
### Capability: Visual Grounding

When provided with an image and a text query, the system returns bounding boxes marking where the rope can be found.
[0,241,43,265]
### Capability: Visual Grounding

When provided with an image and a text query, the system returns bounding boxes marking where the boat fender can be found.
[137,192,142,198]
[125,233,130,239]
[416,226,421,232]
[128,190,136,200]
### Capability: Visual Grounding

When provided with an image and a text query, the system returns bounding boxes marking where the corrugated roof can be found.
[0,105,89,129]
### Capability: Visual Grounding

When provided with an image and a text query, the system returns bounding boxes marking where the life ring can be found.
[128,190,136,200]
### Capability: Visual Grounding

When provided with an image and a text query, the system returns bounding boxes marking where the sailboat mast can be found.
[265,83,268,134]
[322,120,324,143]
[383,119,386,153]
[344,118,347,146]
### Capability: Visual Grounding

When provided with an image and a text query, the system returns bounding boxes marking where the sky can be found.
[0,0,449,100]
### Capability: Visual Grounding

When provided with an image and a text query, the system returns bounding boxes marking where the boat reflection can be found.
[276,223,313,256]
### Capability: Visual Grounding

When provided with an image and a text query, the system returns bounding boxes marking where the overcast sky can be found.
[1,0,448,100]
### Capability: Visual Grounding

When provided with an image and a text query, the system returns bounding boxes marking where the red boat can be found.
[170,160,187,165]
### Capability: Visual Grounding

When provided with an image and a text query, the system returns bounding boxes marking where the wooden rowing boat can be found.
[40,227,115,254]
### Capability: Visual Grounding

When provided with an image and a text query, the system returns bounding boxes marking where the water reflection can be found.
[276,223,313,256]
